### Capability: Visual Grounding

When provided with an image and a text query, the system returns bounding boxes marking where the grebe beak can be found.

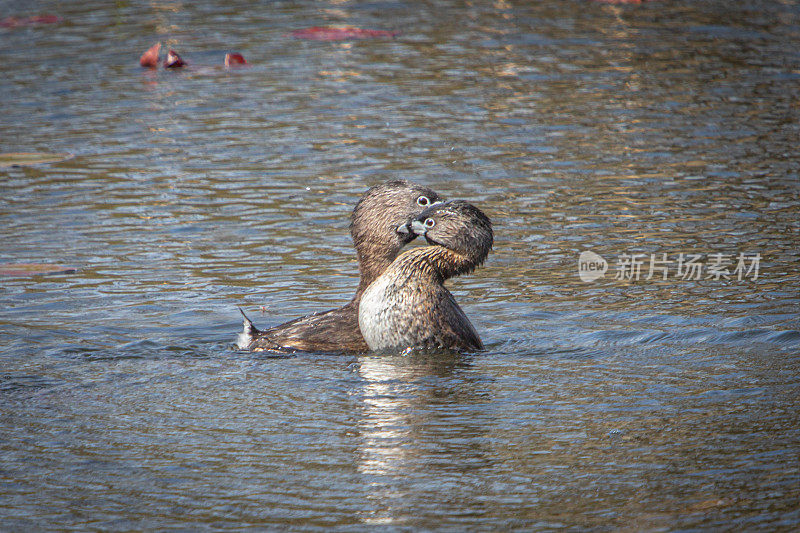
[409,219,428,236]
[396,223,410,234]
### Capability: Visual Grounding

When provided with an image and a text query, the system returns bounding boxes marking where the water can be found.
[2,0,799,529]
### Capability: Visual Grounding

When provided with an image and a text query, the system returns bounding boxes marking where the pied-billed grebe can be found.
[358,200,493,352]
[238,180,444,353]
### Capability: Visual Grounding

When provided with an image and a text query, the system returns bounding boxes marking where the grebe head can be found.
[409,200,493,266]
[351,180,444,252]
[350,180,444,287]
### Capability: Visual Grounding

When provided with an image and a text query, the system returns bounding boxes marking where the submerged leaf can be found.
[290,27,399,41]
[1,14,61,28]
[0,264,77,277]
[0,152,74,167]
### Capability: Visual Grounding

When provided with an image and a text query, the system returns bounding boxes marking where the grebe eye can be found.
[424,218,435,228]
[417,196,430,207]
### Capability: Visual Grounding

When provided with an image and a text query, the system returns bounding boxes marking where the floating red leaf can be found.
[164,49,185,68]
[224,53,247,67]
[290,26,399,41]
[139,42,161,68]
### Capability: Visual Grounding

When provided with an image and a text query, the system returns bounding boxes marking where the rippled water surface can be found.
[2,0,799,530]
